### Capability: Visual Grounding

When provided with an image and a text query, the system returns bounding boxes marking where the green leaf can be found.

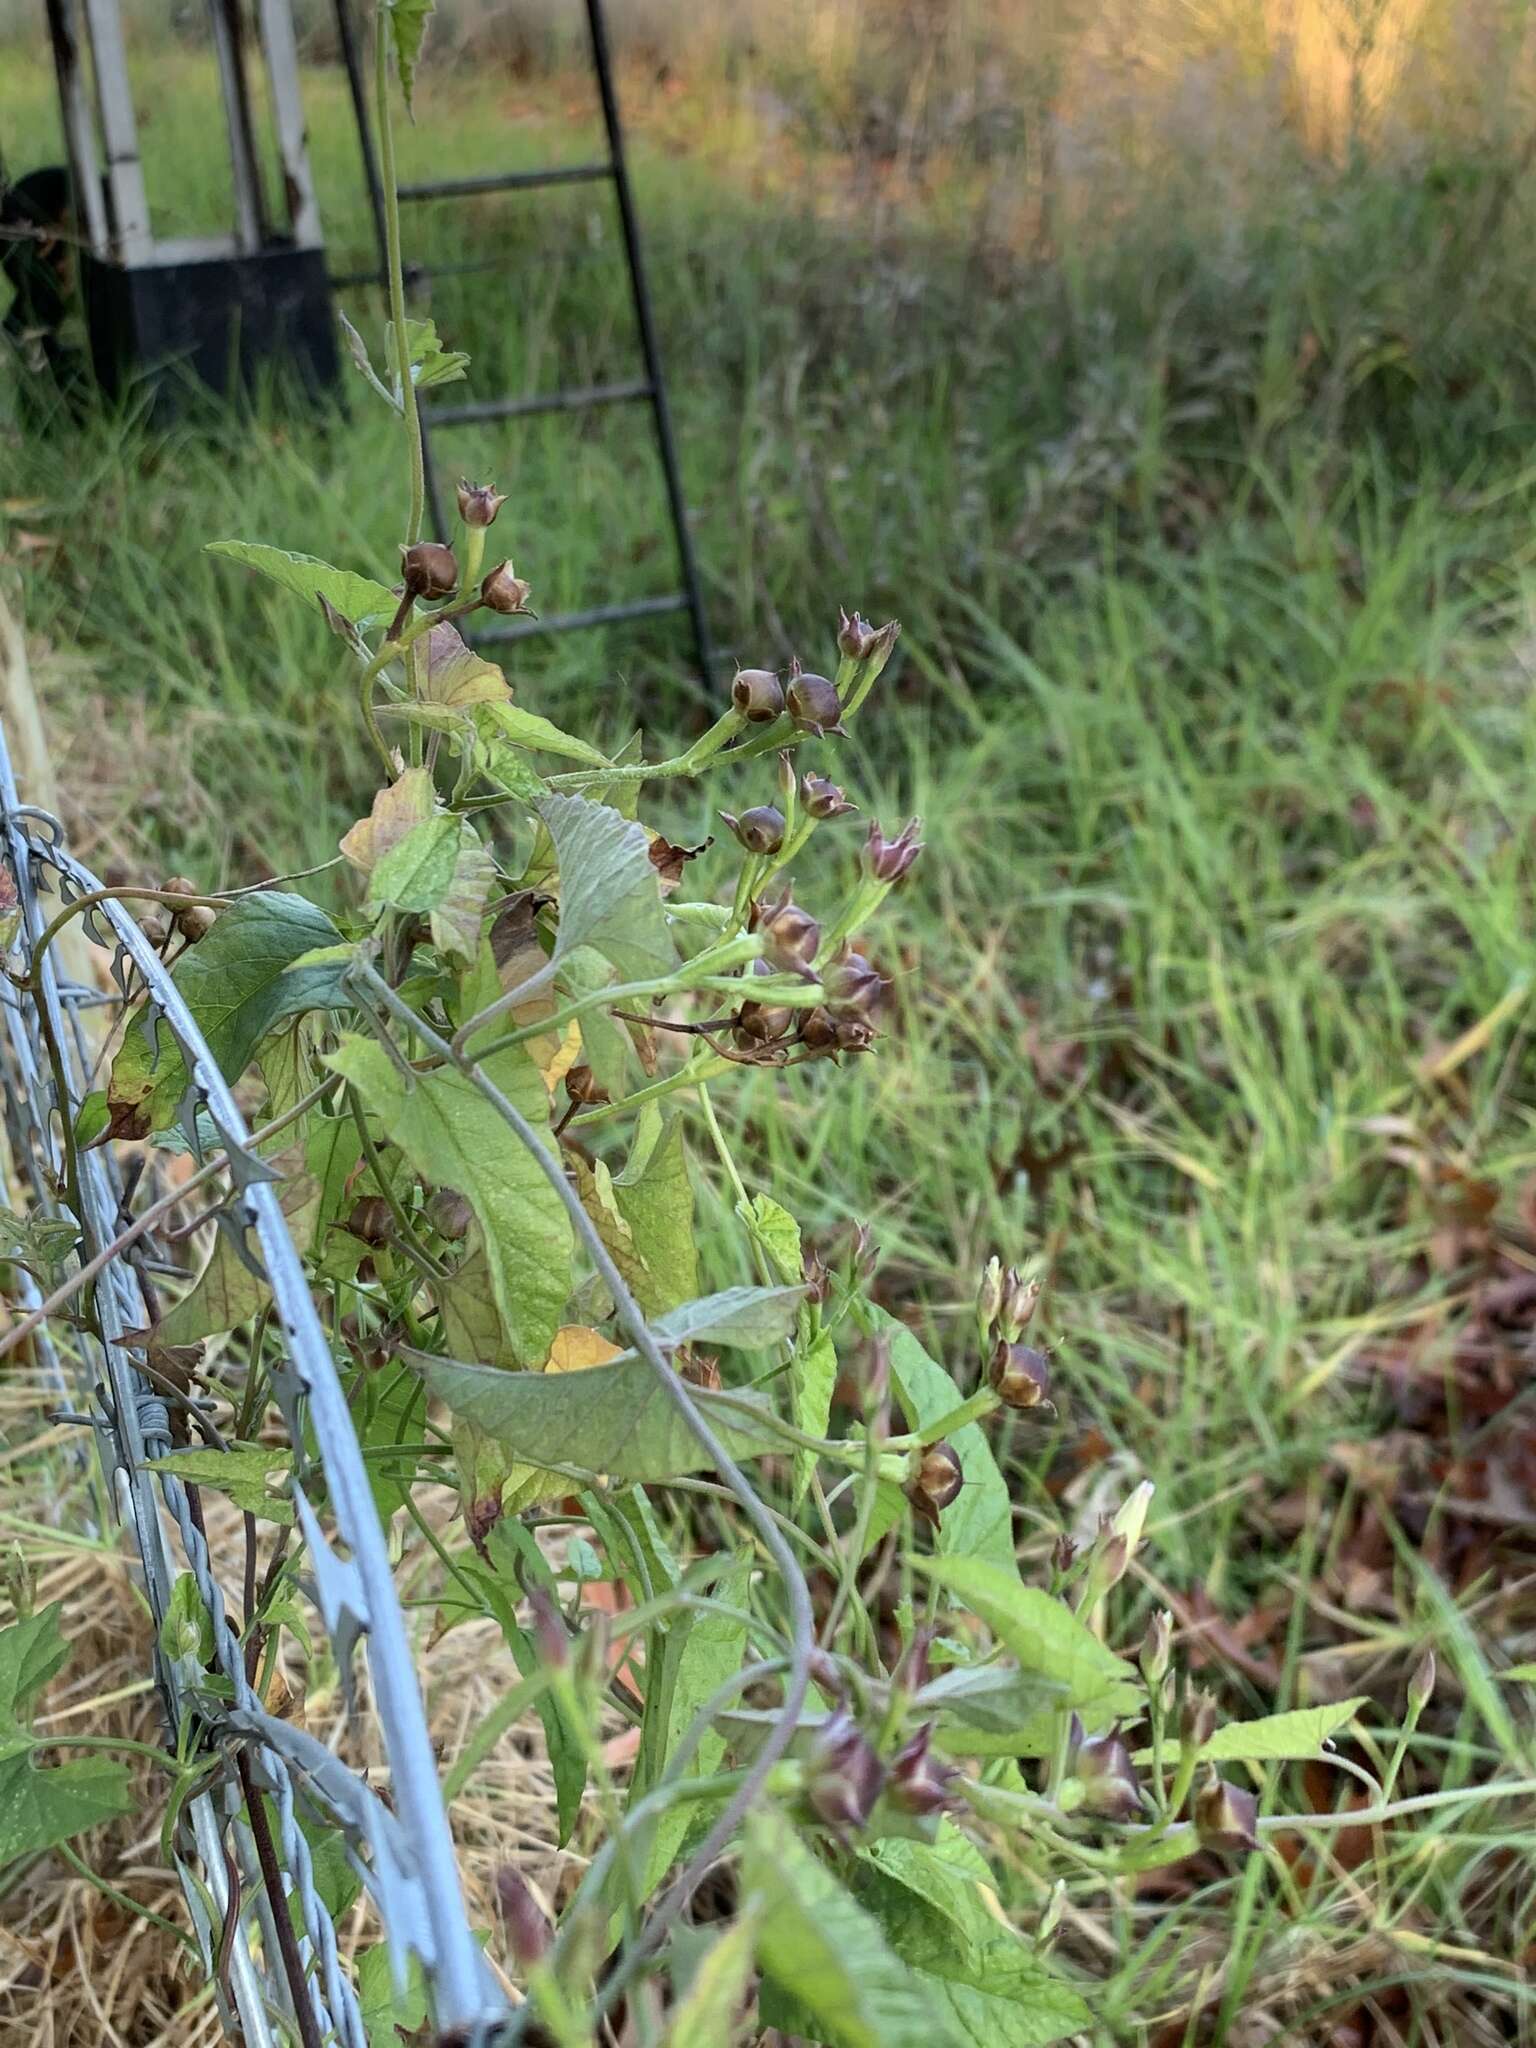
[327,1033,571,1365]
[538,793,675,979]
[146,1447,295,1525]
[737,1193,802,1285]
[74,1091,110,1148]
[1137,1698,1369,1768]
[357,1942,429,2048]
[205,542,396,629]
[417,1350,786,1481]
[653,1285,806,1350]
[915,1662,1068,1735]
[430,825,496,968]
[792,1327,837,1507]
[745,1810,940,2048]
[158,1133,332,1343]
[612,1113,697,1317]
[481,1524,588,1841]
[368,814,462,913]
[109,893,348,1133]
[0,1753,134,1867]
[385,0,434,108]
[337,309,398,412]
[0,1207,78,1284]
[866,1306,1016,1575]
[159,1572,215,1666]
[852,1837,1091,2047]
[386,313,467,391]
[1498,1663,1536,1683]
[633,1552,753,1895]
[662,1910,761,2048]
[0,1606,73,1732]
[916,1556,1139,1749]
[476,701,611,769]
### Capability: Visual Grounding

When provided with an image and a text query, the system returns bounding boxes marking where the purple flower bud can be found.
[401,540,458,599]
[527,1585,568,1673]
[893,1625,933,1697]
[907,1441,963,1529]
[753,894,821,973]
[720,805,786,856]
[1179,1689,1218,1751]
[863,817,923,886]
[731,667,784,723]
[495,1866,552,1968]
[805,1710,885,1836]
[801,1246,831,1304]
[1001,1267,1041,1339]
[988,1337,1051,1410]
[823,945,889,1023]
[481,562,532,615]
[801,772,857,820]
[785,661,846,738]
[1192,1764,1260,1853]
[1051,1532,1078,1576]
[1070,1725,1142,1821]
[887,1721,961,1816]
[457,478,508,528]
[837,608,881,661]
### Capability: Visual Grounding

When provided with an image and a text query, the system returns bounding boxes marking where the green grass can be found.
[7,37,1536,2043]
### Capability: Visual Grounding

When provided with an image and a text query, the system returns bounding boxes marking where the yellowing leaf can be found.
[544,1325,625,1372]
[421,623,510,709]
[340,769,434,874]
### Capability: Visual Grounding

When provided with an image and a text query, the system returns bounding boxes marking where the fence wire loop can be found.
[0,710,507,2046]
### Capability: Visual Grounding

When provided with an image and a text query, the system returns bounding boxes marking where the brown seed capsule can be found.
[426,1187,474,1240]
[907,1440,963,1529]
[731,667,784,723]
[753,894,820,973]
[720,805,786,856]
[175,903,217,944]
[837,608,880,661]
[804,1711,885,1837]
[345,1195,395,1247]
[457,478,508,529]
[797,1006,839,1056]
[1192,1764,1260,1853]
[801,771,857,820]
[886,1720,960,1816]
[734,999,795,1051]
[159,875,197,899]
[1071,1724,1142,1821]
[1179,1689,1219,1752]
[138,909,172,948]
[988,1337,1051,1410]
[785,661,846,738]
[564,1064,609,1107]
[480,562,532,614]
[400,540,459,599]
[863,816,924,885]
[1051,1531,1078,1576]
[832,1015,877,1056]
[823,945,888,1023]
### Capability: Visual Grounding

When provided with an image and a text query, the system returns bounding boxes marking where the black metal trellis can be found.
[333,0,714,681]
[0,708,506,2045]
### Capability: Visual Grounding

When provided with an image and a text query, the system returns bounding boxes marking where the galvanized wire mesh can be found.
[0,707,506,2045]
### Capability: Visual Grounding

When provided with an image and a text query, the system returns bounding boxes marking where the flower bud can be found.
[1000,1266,1041,1340]
[1051,1532,1078,1577]
[1140,1609,1173,1688]
[731,667,784,723]
[863,1332,891,1409]
[863,817,924,885]
[753,894,820,974]
[804,1711,885,1836]
[734,998,795,1050]
[823,945,888,1023]
[1071,1725,1142,1821]
[1408,1648,1436,1713]
[565,1064,609,1107]
[1179,1689,1218,1752]
[893,1625,933,1697]
[1110,1479,1156,1561]
[527,1585,568,1673]
[988,1337,1051,1410]
[801,1246,831,1304]
[481,562,532,614]
[886,1722,960,1817]
[457,478,507,528]
[175,903,217,944]
[785,662,846,738]
[401,540,458,599]
[837,608,880,661]
[345,1195,395,1247]
[907,1441,963,1529]
[720,805,786,856]
[426,1187,474,1240]
[1037,1880,1067,1947]
[1092,1524,1130,1590]
[977,1256,1005,1338]
[801,772,857,820]
[1192,1764,1260,1853]
[495,1867,552,1969]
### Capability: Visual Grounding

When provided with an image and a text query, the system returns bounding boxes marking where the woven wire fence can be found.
[0,706,505,2045]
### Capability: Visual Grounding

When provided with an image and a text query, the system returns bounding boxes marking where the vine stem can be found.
[347,960,815,1962]
[375,1,425,546]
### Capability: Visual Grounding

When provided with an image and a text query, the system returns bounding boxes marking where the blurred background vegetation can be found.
[5,2,1536,2039]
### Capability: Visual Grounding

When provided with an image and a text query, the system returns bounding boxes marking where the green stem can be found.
[375,2,425,545]
[347,1084,447,1281]
[569,1050,733,1129]
[886,1386,1000,1448]
[57,1840,199,1957]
